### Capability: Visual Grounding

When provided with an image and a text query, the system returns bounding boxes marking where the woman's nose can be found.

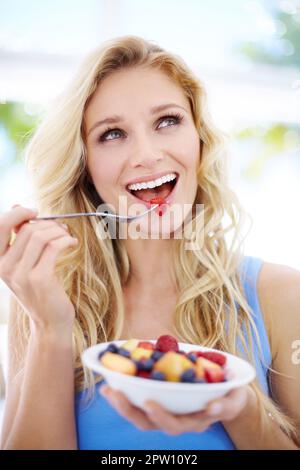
[135,154,163,168]
[128,135,163,168]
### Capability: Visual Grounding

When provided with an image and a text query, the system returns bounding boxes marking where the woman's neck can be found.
[122,238,176,289]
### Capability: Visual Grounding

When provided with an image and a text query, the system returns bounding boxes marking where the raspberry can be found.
[137,370,151,379]
[155,335,179,353]
[149,197,165,206]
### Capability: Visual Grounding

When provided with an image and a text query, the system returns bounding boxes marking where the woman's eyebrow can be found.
[87,103,188,137]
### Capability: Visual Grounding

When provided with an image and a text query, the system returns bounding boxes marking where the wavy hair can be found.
[16,35,296,440]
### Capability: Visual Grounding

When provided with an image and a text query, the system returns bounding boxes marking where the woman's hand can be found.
[0,205,78,332]
[99,384,251,435]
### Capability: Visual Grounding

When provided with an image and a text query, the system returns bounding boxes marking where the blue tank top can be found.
[75,256,272,450]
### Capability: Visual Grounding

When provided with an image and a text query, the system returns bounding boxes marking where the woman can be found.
[0,36,299,450]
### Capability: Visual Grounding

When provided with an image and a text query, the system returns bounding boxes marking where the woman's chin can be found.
[126,214,184,240]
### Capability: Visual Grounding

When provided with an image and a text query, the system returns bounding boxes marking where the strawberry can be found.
[194,351,227,367]
[204,368,225,383]
[138,341,155,350]
[155,335,179,353]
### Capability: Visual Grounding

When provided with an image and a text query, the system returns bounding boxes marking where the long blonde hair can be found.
[18,35,296,440]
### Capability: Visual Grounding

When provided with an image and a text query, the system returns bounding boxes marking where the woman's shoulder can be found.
[257,259,300,359]
[258,259,300,318]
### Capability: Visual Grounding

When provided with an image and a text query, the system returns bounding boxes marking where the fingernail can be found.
[209,403,222,415]
[144,403,154,414]
[11,204,21,209]
[144,406,153,414]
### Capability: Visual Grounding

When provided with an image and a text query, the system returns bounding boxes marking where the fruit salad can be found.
[98,335,227,383]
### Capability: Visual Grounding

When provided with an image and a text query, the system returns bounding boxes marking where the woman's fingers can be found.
[194,385,253,428]
[0,206,37,256]
[99,384,252,436]
[2,221,67,268]
[33,234,78,278]
[100,385,213,435]
[205,386,250,422]
[16,224,71,271]
[100,384,216,435]
[100,386,159,431]
[100,386,251,436]
[144,401,215,435]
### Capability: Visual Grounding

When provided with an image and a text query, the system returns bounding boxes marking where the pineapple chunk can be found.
[131,347,153,360]
[154,352,194,382]
[101,352,136,375]
[122,339,140,352]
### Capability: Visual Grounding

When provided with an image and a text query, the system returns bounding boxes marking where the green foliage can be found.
[0,102,41,162]
[235,123,300,180]
[236,9,300,68]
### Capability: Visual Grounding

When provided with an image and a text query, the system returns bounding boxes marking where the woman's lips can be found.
[126,176,179,210]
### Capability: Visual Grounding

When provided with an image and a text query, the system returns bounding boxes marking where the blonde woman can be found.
[0,36,299,450]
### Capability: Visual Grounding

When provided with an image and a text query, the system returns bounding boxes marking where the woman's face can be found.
[84,66,200,238]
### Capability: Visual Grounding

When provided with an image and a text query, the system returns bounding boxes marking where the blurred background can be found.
[0,0,300,404]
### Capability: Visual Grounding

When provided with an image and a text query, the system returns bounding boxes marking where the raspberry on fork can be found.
[149,197,168,217]
[149,197,166,206]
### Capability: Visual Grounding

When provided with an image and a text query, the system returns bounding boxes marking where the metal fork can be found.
[31,203,159,223]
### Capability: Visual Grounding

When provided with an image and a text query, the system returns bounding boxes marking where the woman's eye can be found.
[99,114,182,142]
[99,128,123,142]
[157,114,182,129]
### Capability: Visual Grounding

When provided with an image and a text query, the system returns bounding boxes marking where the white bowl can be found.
[82,340,256,414]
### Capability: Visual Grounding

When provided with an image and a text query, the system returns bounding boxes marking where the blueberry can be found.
[118,347,131,358]
[193,378,205,384]
[187,353,197,363]
[135,361,144,371]
[180,368,196,382]
[136,358,155,372]
[150,371,166,381]
[98,350,106,360]
[107,343,119,353]
[151,350,164,361]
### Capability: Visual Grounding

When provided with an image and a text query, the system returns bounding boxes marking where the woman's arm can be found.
[1,301,77,450]
[0,206,79,450]
[223,261,300,449]
[222,384,298,449]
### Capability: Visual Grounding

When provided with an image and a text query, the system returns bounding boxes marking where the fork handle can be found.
[30,204,159,222]
[32,212,105,221]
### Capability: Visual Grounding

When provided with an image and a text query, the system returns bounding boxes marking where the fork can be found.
[31,203,159,223]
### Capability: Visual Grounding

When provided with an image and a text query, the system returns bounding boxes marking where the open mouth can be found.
[126,173,179,204]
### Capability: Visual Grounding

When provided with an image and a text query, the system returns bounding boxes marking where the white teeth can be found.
[127,172,177,191]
